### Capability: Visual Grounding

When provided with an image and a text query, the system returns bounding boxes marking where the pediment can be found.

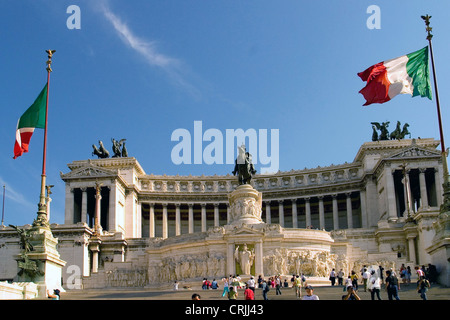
[384,145,441,161]
[60,165,118,180]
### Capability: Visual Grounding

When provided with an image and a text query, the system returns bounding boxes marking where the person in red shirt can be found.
[244,284,255,300]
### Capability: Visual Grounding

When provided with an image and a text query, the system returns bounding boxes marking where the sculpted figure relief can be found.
[235,244,255,275]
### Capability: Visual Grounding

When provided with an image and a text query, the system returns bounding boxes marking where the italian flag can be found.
[13,84,47,159]
[358,46,432,106]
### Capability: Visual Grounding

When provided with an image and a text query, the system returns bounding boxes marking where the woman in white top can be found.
[368,270,382,300]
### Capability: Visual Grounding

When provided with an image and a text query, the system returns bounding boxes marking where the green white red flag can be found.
[13,84,48,159]
[358,46,432,106]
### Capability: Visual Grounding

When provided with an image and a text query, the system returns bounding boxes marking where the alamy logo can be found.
[171,121,279,174]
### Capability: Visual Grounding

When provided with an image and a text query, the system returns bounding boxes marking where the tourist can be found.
[399,264,407,284]
[211,279,218,289]
[342,286,360,300]
[244,284,255,300]
[47,289,60,300]
[192,293,201,300]
[222,278,230,297]
[362,268,370,292]
[415,266,425,279]
[385,270,400,300]
[284,278,289,288]
[275,276,282,295]
[262,279,270,300]
[302,285,319,300]
[228,286,238,300]
[344,275,353,290]
[417,276,431,300]
[173,280,179,291]
[337,269,344,286]
[329,268,337,286]
[350,271,359,291]
[247,276,255,292]
[405,266,412,284]
[368,270,382,300]
[378,265,385,285]
[293,275,302,298]
[257,275,263,288]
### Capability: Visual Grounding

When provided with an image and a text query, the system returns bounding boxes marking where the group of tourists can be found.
[329,264,436,300]
[188,263,438,300]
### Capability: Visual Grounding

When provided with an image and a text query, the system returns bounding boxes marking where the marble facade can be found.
[1,138,449,288]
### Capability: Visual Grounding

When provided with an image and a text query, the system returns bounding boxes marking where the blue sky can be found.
[1,0,450,227]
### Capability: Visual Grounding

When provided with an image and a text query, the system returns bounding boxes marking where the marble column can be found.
[305,197,311,228]
[149,203,155,238]
[201,203,207,232]
[291,199,298,228]
[332,194,339,230]
[265,201,271,224]
[385,166,397,221]
[255,241,264,276]
[318,196,325,230]
[214,203,220,227]
[162,203,168,239]
[64,186,74,224]
[188,203,194,234]
[227,243,236,276]
[175,203,181,236]
[278,200,284,227]
[81,187,87,224]
[434,167,443,207]
[94,184,102,234]
[419,168,429,209]
[346,193,353,229]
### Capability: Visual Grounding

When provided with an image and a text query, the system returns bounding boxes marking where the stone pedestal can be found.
[228,184,263,225]
[15,225,66,298]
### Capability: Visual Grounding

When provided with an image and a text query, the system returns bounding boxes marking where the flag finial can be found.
[421,15,433,41]
[45,50,56,72]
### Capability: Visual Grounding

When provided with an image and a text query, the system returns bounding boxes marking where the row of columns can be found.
[385,166,442,221]
[146,192,359,238]
[148,203,226,238]
[264,193,356,230]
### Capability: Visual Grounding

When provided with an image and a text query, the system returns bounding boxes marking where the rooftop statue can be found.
[92,140,110,158]
[371,121,410,141]
[232,145,256,185]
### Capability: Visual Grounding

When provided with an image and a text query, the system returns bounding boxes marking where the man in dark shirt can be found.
[385,270,400,300]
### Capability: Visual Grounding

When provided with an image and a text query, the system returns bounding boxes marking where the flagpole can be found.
[35,50,55,227]
[421,15,450,214]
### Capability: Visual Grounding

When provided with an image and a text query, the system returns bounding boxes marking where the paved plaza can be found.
[61,282,449,300]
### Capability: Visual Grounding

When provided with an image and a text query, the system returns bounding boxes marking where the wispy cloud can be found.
[98,1,202,99]
[0,177,35,210]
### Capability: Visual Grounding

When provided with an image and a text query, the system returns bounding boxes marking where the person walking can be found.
[247,276,256,292]
[222,278,229,297]
[368,270,382,300]
[337,269,344,286]
[262,279,270,300]
[385,270,400,300]
[417,276,431,300]
[362,268,370,292]
[329,268,337,286]
[293,275,302,298]
[228,286,238,300]
[350,271,359,291]
[275,276,282,295]
[244,284,255,300]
